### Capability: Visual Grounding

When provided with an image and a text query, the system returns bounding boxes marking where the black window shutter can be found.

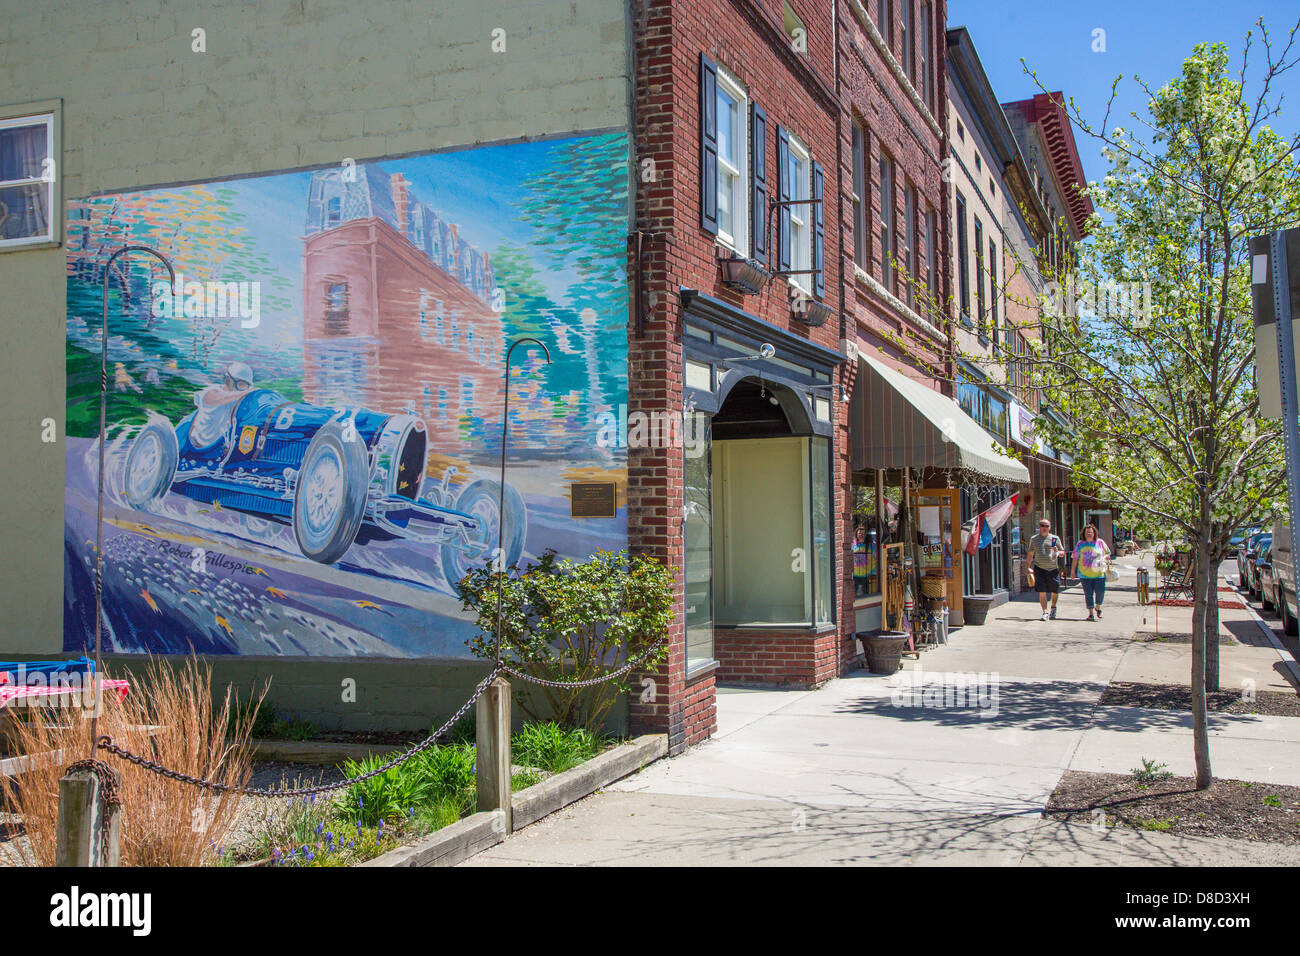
[776,126,791,272]
[700,54,719,235]
[751,102,768,264]
[812,160,825,298]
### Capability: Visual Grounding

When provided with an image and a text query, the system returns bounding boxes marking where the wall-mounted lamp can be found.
[729,342,776,363]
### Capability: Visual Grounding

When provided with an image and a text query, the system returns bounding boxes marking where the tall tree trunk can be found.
[1205,555,1221,692]
[1191,528,1213,789]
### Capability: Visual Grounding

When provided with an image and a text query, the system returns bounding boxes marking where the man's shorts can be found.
[1034,566,1060,593]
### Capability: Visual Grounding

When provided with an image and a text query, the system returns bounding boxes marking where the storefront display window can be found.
[852,471,881,600]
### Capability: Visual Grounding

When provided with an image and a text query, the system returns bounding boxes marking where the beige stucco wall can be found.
[0,0,631,728]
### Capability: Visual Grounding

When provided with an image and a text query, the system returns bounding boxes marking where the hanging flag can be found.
[964,513,982,555]
[975,493,1019,551]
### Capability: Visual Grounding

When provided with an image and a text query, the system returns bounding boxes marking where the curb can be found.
[1236,589,1300,688]
[359,733,668,867]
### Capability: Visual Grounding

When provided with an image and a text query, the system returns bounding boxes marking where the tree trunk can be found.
[1191,530,1213,789]
[1204,555,1221,692]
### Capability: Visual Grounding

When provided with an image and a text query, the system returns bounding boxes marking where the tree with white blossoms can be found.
[1027,24,1300,788]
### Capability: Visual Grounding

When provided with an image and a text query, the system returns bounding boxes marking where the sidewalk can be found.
[463,555,1300,866]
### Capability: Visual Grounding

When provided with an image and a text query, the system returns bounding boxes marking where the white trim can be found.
[715,67,749,255]
[786,132,812,295]
[0,111,56,250]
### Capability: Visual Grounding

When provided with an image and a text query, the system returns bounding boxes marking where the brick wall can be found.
[628,0,853,750]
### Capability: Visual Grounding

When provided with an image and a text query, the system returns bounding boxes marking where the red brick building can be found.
[628,0,851,752]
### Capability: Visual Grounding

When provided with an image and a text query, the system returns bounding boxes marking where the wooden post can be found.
[55,767,120,867]
[475,676,511,834]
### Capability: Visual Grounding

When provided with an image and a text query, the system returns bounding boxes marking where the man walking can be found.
[1029,518,1066,620]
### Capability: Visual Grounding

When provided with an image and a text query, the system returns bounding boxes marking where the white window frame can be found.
[787,133,812,294]
[0,104,59,251]
[715,69,749,254]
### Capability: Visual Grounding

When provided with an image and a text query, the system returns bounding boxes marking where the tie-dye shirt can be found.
[1073,539,1110,578]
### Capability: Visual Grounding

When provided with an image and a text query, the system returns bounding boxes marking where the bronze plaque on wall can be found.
[570,482,617,518]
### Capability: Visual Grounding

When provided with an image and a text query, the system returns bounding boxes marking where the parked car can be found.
[1228,524,1263,557]
[1256,541,1276,611]
[1272,522,1299,636]
[1244,534,1272,598]
[1238,530,1272,591]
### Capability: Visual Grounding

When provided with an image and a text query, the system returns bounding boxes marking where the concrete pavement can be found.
[463,554,1300,866]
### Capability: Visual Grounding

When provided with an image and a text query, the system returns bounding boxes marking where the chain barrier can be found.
[96,664,502,799]
[498,639,667,689]
[94,638,668,798]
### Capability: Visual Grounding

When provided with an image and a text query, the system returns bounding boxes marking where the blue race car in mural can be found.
[119,364,526,588]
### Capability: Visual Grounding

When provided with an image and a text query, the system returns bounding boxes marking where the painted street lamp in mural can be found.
[118,372,527,589]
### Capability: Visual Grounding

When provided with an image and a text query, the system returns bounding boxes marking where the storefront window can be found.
[811,437,833,625]
[852,472,881,600]
[684,416,714,670]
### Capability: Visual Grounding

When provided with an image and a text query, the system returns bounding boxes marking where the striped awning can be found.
[1025,453,1071,489]
[851,353,1030,485]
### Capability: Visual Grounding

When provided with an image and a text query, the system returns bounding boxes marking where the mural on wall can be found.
[63,132,630,658]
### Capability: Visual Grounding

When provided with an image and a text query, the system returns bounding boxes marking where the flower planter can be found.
[962,595,994,626]
[863,632,910,674]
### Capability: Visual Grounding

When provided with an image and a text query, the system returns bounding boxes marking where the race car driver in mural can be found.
[119,363,526,589]
[188,361,255,449]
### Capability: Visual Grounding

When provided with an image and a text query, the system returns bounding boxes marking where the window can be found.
[852,122,868,269]
[955,192,970,322]
[879,152,895,292]
[323,281,349,335]
[900,0,914,84]
[325,196,342,227]
[974,219,986,333]
[955,119,965,142]
[715,69,748,251]
[921,2,934,113]
[989,238,999,347]
[903,183,917,308]
[0,111,56,249]
[879,0,893,50]
[787,134,811,293]
[974,152,982,173]
[852,472,883,600]
[925,205,939,305]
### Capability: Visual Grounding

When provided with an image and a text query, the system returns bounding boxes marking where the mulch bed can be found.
[1100,680,1300,716]
[1046,770,1300,844]
[1131,630,1235,645]
[1152,599,1246,608]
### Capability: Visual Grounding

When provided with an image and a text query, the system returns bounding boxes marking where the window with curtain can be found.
[0,113,54,248]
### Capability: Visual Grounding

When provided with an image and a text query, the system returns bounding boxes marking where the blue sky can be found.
[948,0,1300,183]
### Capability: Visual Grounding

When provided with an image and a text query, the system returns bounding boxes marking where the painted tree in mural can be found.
[514,131,630,418]
[65,185,294,436]
[1028,24,1300,788]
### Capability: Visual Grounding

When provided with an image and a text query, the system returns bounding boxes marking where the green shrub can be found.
[456,548,673,732]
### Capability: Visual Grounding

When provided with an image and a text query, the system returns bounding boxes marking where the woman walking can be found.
[1071,523,1111,620]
